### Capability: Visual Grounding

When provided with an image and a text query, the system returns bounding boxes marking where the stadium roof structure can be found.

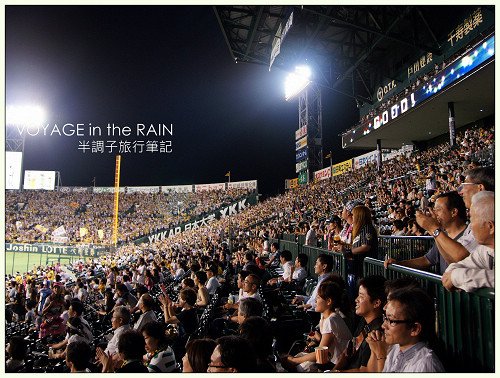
[214,5,495,150]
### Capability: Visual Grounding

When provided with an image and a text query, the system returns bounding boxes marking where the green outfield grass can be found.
[5,252,75,276]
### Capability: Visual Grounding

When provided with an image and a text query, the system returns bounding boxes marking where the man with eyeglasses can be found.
[385,191,470,274]
[365,287,444,372]
[415,167,494,267]
[207,335,257,373]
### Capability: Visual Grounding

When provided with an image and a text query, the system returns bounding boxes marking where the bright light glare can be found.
[285,66,312,101]
[6,105,46,125]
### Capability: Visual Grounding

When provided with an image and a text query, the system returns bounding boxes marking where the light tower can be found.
[285,66,323,185]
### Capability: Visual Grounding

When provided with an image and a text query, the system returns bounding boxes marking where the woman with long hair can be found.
[345,205,378,299]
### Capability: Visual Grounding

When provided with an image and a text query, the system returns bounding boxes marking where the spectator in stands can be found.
[425,165,437,197]
[293,254,333,310]
[205,265,220,295]
[406,218,426,236]
[236,297,263,325]
[284,281,352,372]
[66,340,92,373]
[333,275,386,372]
[207,335,257,373]
[182,338,217,372]
[223,271,250,313]
[142,321,176,372]
[305,222,318,246]
[391,220,406,236]
[115,283,138,308]
[194,270,210,307]
[266,242,281,268]
[292,253,308,286]
[365,287,444,372]
[5,336,27,372]
[385,192,470,274]
[133,293,157,332]
[239,316,275,372]
[442,191,494,292]
[416,167,494,267]
[100,305,131,363]
[240,274,262,301]
[268,249,293,285]
[160,287,198,337]
[338,200,361,245]
[39,284,66,338]
[345,205,378,298]
[99,329,149,372]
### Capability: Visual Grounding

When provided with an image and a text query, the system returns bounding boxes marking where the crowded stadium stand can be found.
[5,5,495,374]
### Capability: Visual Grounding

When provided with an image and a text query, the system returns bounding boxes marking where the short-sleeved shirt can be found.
[147,347,176,372]
[382,342,445,372]
[344,317,383,370]
[319,310,352,364]
[425,229,463,274]
[350,225,378,277]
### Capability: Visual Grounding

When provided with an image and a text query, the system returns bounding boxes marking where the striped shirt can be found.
[147,347,177,372]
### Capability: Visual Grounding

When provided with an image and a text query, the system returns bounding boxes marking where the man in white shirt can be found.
[101,306,131,359]
[292,254,333,310]
[205,266,220,295]
[442,191,494,292]
[133,294,157,332]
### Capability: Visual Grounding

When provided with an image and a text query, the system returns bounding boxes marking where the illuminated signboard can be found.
[296,160,308,173]
[24,170,56,190]
[343,35,494,147]
[295,136,307,150]
[296,147,308,162]
[295,125,307,140]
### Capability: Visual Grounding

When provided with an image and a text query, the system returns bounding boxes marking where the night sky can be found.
[6,6,362,197]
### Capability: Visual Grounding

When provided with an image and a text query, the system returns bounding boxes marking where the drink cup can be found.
[315,346,329,364]
[333,235,341,245]
[227,295,234,305]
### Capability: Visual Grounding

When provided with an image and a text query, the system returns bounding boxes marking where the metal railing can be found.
[378,235,434,260]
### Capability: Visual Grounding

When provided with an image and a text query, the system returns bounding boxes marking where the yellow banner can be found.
[80,227,88,238]
[331,159,352,177]
[98,230,104,240]
[290,178,299,189]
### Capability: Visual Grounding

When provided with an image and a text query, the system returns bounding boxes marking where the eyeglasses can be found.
[382,313,414,327]
[208,364,228,369]
[457,182,479,191]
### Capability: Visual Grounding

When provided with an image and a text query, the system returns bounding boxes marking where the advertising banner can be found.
[314,166,331,181]
[295,125,307,140]
[295,136,307,151]
[353,150,379,170]
[161,185,193,193]
[296,160,307,173]
[296,147,308,162]
[228,180,258,190]
[137,193,258,244]
[195,183,226,192]
[93,187,125,194]
[298,170,308,185]
[289,178,299,189]
[5,243,107,257]
[126,186,160,194]
[331,159,352,177]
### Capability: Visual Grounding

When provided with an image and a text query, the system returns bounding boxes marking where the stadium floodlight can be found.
[285,65,312,101]
[6,105,46,126]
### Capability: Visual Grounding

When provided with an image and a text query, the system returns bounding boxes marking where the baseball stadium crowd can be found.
[6,188,252,244]
[5,124,495,373]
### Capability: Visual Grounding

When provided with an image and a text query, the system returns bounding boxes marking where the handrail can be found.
[364,257,495,299]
